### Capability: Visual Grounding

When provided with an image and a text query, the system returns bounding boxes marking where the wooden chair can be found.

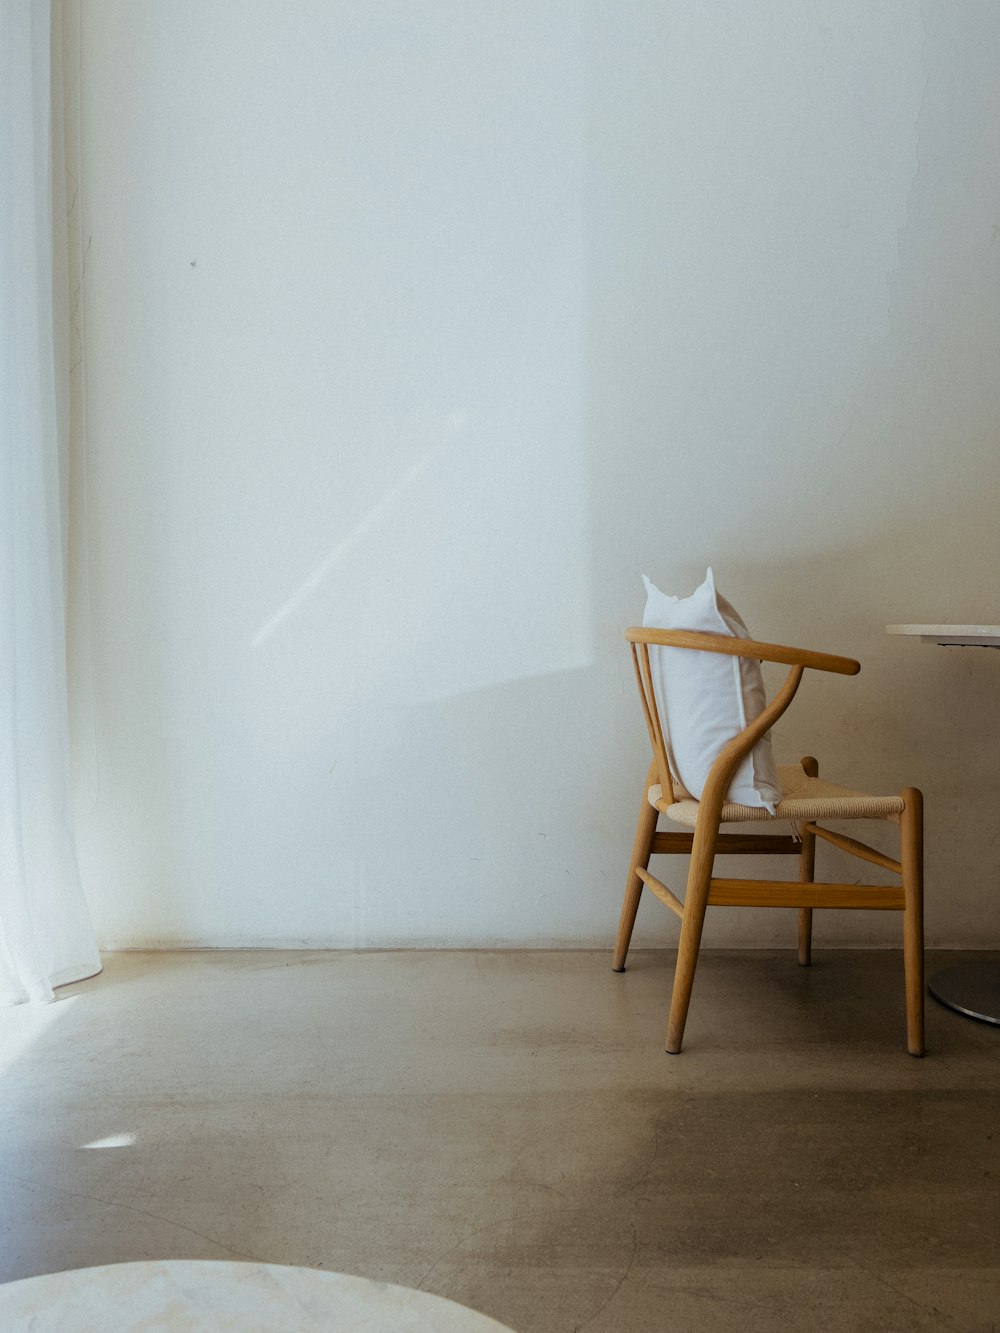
[613,627,924,1056]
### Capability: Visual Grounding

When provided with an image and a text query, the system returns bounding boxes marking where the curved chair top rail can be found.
[624,627,860,677]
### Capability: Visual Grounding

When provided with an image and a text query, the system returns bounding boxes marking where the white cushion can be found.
[641,569,781,811]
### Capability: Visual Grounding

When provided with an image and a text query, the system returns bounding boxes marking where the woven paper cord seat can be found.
[650,764,905,826]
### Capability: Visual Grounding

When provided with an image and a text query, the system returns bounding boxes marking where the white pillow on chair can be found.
[642,569,781,811]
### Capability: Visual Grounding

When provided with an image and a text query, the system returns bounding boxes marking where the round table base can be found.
[0,1261,514,1332]
[928,963,1000,1027]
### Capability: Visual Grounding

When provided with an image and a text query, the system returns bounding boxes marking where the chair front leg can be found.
[613,761,659,972]
[900,787,925,1057]
[665,812,717,1053]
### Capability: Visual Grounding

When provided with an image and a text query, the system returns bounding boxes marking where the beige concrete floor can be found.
[2,949,999,1331]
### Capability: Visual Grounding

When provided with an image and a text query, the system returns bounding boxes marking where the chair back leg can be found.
[900,787,925,1056]
[797,756,819,965]
[612,761,659,972]
[797,906,813,967]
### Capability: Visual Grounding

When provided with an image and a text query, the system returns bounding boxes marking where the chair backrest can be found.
[624,627,859,811]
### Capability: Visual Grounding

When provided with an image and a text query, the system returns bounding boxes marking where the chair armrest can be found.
[624,627,860,676]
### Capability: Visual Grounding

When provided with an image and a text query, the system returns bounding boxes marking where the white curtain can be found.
[0,0,100,1003]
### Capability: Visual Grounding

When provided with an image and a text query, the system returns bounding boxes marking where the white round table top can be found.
[0,1261,515,1332]
[886,623,1000,645]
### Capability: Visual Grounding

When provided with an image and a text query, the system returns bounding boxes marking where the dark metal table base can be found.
[928,963,1000,1026]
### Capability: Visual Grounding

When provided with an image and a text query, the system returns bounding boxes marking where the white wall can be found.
[72,1,1000,950]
